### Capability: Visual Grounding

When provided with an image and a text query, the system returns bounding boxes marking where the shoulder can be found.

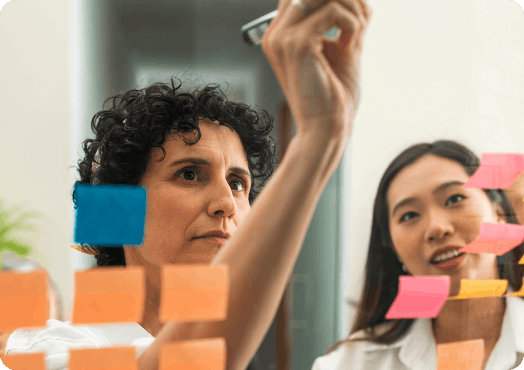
[311,343,353,370]
[311,325,408,370]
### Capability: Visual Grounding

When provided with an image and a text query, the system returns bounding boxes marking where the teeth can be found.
[432,250,462,264]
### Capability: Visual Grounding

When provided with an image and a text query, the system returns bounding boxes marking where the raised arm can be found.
[139,0,371,369]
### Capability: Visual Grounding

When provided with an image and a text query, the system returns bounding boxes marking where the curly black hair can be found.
[74,78,276,267]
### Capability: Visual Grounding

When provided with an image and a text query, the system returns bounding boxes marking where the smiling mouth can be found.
[430,249,465,265]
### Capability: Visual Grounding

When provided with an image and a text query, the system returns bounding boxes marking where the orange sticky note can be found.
[159,338,226,370]
[71,266,145,325]
[449,279,507,299]
[437,339,484,370]
[0,269,48,331]
[160,265,228,323]
[69,346,137,370]
[1,352,46,370]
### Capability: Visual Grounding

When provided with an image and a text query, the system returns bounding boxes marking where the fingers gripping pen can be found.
[241,9,338,46]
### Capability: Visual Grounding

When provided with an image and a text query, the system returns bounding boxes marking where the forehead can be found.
[151,118,248,167]
[387,155,470,206]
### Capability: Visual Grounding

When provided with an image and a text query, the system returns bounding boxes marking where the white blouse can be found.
[312,297,524,370]
[5,320,155,370]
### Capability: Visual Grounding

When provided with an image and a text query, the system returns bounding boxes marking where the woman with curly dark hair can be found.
[5,0,372,369]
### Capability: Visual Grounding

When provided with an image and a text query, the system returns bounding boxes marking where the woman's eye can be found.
[178,168,199,181]
[399,212,418,223]
[446,194,465,206]
[230,179,244,191]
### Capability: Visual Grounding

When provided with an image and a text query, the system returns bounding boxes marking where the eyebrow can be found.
[391,180,465,217]
[168,157,252,179]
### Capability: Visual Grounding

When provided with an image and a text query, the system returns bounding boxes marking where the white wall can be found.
[342,0,524,336]
[0,0,71,312]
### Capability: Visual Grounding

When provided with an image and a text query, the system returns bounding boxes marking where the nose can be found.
[207,179,237,219]
[425,208,454,242]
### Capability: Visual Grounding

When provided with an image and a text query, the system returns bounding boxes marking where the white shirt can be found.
[312,297,524,370]
[4,320,155,370]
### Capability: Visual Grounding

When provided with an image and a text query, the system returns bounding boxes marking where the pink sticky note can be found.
[385,276,450,319]
[459,223,524,255]
[463,154,524,189]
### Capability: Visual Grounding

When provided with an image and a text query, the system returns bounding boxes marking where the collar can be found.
[359,297,524,369]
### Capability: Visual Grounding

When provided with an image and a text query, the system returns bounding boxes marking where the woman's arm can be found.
[139,1,371,369]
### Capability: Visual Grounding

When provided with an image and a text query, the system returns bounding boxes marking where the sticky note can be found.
[449,279,507,299]
[436,339,484,370]
[160,265,228,323]
[459,223,524,255]
[1,352,46,370]
[385,276,450,319]
[71,266,145,325]
[519,255,524,264]
[159,338,226,370]
[74,184,146,245]
[0,270,48,331]
[463,154,524,189]
[69,346,137,370]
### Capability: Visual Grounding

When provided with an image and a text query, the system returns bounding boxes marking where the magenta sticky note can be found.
[385,276,450,319]
[459,223,524,255]
[463,154,524,189]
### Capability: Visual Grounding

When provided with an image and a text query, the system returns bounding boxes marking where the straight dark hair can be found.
[327,140,524,353]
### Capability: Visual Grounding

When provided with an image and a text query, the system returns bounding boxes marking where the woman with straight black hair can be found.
[313,140,524,370]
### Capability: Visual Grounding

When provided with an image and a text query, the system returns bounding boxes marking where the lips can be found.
[195,230,230,239]
[430,246,464,265]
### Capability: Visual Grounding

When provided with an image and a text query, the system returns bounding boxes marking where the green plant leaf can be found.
[0,239,31,257]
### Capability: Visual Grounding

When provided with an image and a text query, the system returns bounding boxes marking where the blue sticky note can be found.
[74,184,146,246]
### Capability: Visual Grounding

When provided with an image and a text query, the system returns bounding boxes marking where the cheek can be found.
[390,224,423,263]
[141,191,198,259]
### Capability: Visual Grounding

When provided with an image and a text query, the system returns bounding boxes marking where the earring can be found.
[402,264,408,273]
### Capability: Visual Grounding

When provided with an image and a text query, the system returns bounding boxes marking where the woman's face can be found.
[387,155,504,295]
[126,119,251,265]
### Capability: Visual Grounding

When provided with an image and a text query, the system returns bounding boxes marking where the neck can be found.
[432,297,505,345]
[123,247,164,337]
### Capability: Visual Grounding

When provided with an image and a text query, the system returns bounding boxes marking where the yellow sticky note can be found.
[437,339,484,370]
[71,266,145,325]
[160,265,228,323]
[0,270,48,331]
[159,338,226,370]
[449,280,507,299]
[69,346,137,370]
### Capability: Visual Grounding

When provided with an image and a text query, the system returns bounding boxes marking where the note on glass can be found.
[69,346,137,370]
[1,352,46,370]
[160,265,228,323]
[385,276,450,319]
[159,338,226,370]
[449,280,507,299]
[0,270,48,332]
[436,339,484,370]
[463,153,524,189]
[71,266,145,325]
[459,223,524,255]
[74,184,146,245]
